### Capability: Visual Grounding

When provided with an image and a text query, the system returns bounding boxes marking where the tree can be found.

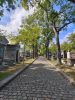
[61,42,71,51]
[49,42,57,60]
[22,14,41,58]
[49,42,57,54]
[10,25,40,59]
[1,0,75,64]
[24,11,53,59]
[67,32,75,50]
[26,6,54,59]
[61,33,75,51]
[23,0,75,64]
[41,28,54,59]
[16,23,40,58]
[47,0,75,64]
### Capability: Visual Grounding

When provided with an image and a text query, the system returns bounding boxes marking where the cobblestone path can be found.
[0,56,75,100]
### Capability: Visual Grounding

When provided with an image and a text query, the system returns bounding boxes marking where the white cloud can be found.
[0,7,35,36]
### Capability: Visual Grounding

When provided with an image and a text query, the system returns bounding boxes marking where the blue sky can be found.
[59,24,75,43]
[0,1,75,43]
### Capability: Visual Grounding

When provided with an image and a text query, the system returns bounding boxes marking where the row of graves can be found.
[0,36,20,68]
[48,50,75,66]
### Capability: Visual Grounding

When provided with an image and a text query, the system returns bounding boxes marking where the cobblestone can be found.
[0,56,75,100]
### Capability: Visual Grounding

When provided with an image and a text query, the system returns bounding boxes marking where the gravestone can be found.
[61,51,67,64]
[70,52,75,66]
[67,51,72,66]
[67,51,75,66]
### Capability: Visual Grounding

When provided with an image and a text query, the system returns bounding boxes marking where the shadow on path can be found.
[0,57,75,100]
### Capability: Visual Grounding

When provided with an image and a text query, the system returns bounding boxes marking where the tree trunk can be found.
[47,48,50,60]
[35,43,38,57]
[45,46,48,58]
[23,43,25,64]
[32,44,35,58]
[45,46,50,59]
[56,32,61,64]
[45,38,50,59]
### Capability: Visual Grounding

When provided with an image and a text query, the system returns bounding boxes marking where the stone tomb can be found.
[0,36,20,68]
[3,44,20,65]
[0,36,9,65]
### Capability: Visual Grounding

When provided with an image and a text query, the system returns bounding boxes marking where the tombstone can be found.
[48,52,52,60]
[61,51,67,58]
[67,51,75,66]
[26,51,30,58]
[51,52,57,60]
[70,52,75,66]
[67,51,72,66]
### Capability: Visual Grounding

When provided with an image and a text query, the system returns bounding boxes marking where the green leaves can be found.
[17,24,40,46]
[49,11,59,22]
[67,32,75,50]
[22,0,28,10]
[68,32,75,43]
[61,33,75,51]
[0,0,5,6]
[61,42,71,51]
[49,42,57,53]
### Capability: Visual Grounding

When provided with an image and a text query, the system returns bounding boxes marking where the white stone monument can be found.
[67,51,72,66]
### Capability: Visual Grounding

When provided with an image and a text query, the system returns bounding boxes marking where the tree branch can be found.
[58,20,75,32]
[52,23,58,35]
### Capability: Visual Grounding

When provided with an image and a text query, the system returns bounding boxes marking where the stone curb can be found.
[48,61,75,85]
[0,58,37,90]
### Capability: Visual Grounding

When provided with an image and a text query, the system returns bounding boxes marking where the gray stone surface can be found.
[0,64,29,89]
[0,56,75,100]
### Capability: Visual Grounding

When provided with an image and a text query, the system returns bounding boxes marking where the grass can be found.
[0,58,34,81]
[61,67,75,81]
[0,72,11,81]
[50,59,75,81]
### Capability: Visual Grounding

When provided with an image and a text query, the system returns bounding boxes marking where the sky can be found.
[0,1,75,43]
[0,7,34,36]
[59,24,75,43]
